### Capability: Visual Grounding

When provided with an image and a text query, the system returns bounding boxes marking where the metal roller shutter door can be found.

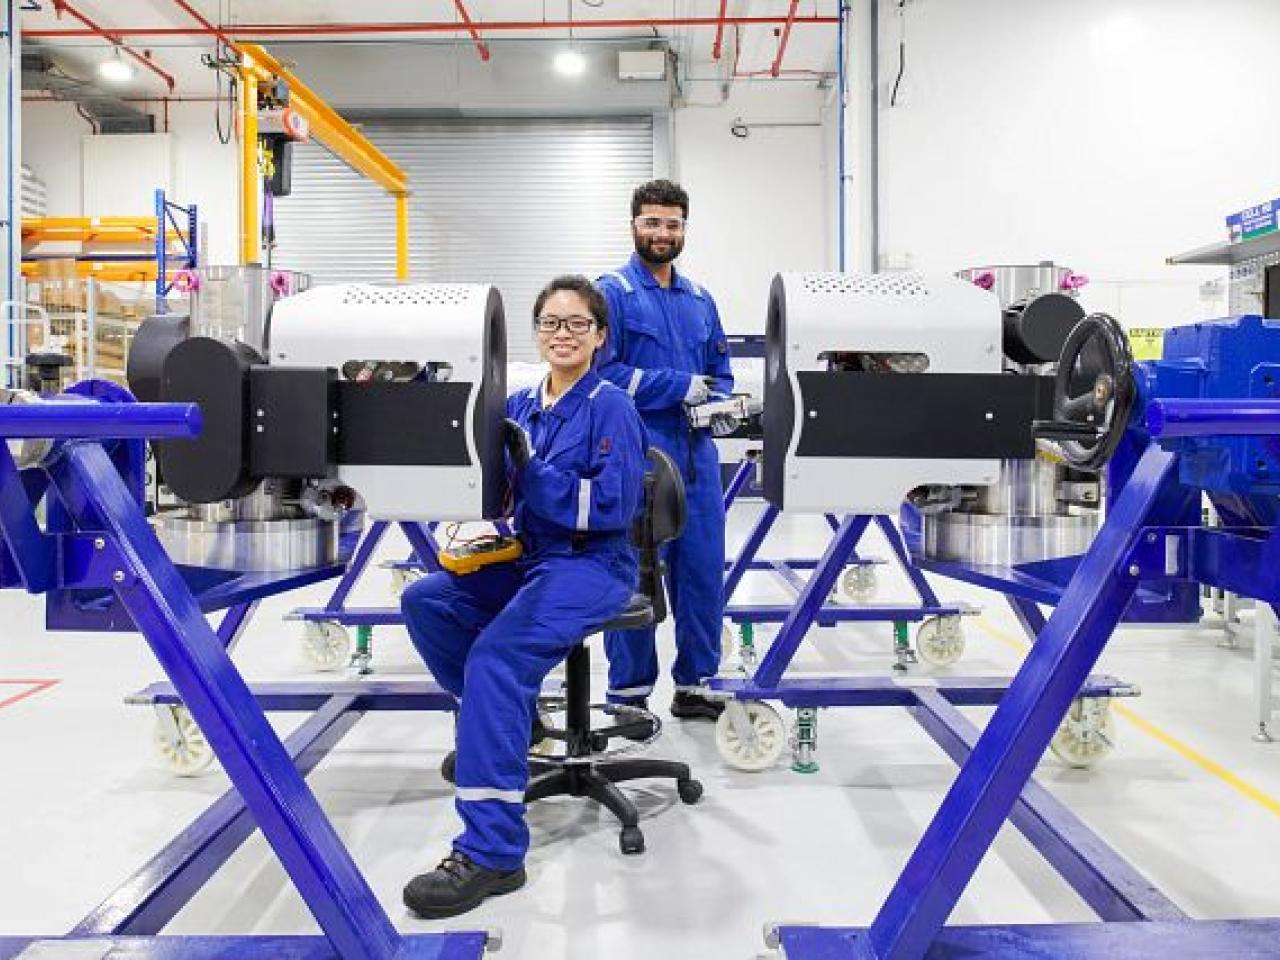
[272,116,654,362]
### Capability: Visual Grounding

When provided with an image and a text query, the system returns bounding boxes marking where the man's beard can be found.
[634,233,684,265]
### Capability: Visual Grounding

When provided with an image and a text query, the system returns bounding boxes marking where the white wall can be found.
[868,0,1280,328]
[23,67,835,324]
[674,82,833,334]
[21,100,240,265]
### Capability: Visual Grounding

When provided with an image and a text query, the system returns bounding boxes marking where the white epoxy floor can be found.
[1,507,1279,959]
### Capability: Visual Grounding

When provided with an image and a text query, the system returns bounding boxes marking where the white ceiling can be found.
[22,0,840,99]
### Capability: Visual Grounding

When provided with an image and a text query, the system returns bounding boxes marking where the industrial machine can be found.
[920,262,1100,567]
[766,311,1280,960]
[709,270,1129,772]
[135,271,504,572]
[0,279,509,954]
[121,272,506,769]
[906,264,1202,628]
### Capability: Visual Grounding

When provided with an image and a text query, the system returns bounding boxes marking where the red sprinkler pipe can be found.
[49,0,176,91]
[27,15,838,40]
[770,0,801,77]
[169,0,236,50]
[712,0,729,60]
[452,0,491,61]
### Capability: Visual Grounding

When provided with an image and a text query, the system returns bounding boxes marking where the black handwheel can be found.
[677,778,704,805]
[620,826,645,855]
[1033,313,1136,471]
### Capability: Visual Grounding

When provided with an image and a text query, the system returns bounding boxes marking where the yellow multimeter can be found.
[438,536,523,575]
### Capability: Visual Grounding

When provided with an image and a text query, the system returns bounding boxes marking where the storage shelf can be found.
[1168,231,1280,266]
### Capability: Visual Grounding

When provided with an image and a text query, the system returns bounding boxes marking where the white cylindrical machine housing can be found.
[269,283,506,521]
[763,272,1004,514]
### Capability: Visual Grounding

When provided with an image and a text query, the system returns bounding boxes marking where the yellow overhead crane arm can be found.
[237,43,410,280]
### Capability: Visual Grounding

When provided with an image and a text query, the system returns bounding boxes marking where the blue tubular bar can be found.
[1146,397,1280,438]
[910,689,1186,923]
[723,457,756,510]
[72,694,364,937]
[50,442,402,959]
[751,514,871,688]
[865,445,1185,959]
[724,502,781,601]
[0,401,200,440]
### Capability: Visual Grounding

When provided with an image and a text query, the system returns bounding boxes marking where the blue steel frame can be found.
[723,506,969,644]
[773,438,1280,957]
[0,392,482,958]
[288,518,444,630]
[154,188,198,314]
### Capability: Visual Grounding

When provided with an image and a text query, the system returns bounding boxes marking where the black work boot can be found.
[606,698,654,742]
[403,850,526,919]
[671,689,725,720]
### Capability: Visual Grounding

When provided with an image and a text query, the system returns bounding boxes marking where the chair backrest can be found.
[631,447,687,624]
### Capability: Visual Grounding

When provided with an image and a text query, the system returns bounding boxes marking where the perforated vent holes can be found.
[340,284,477,307]
[801,273,929,298]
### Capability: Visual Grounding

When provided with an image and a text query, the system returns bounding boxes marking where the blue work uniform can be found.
[596,253,734,701]
[401,369,646,871]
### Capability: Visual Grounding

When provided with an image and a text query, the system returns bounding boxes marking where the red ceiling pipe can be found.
[169,0,236,50]
[453,1,491,61]
[49,0,176,91]
[712,0,729,60]
[770,0,801,77]
[26,15,838,40]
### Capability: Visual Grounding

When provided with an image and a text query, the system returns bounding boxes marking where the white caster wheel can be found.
[152,705,215,777]
[301,621,352,672]
[840,563,879,603]
[1050,697,1116,768]
[531,709,556,757]
[721,622,736,657]
[389,567,423,597]
[716,700,787,772]
[916,615,965,667]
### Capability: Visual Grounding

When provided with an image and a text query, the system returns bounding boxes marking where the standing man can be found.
[597,179,735,721]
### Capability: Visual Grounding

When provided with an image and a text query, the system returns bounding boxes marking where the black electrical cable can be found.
[890,0,906,107]
[212,44,235,146]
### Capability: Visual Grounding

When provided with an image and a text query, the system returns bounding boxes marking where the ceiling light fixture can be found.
[554,49,587,76]
[98,46,135,83]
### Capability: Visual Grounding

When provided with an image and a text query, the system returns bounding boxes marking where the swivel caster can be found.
[721,621,757,670]
[1050,697,1116,768]
[840,562,879,603]
[300,620,351,672]
[389,566,423,597]
[152,705,215,777]
[619,825,645,855]
[441,750,456,784]
[345,625,375,677]
[916,615,965,667]
[721,622,736,660]
[716,700,786,772]
[677,778,704,804]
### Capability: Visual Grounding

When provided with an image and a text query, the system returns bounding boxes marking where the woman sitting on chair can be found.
[401,275,647,918]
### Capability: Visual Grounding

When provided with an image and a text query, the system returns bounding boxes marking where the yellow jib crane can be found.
[237,43,410,280]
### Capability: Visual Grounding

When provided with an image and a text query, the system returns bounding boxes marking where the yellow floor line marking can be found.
[974,615,1280,819]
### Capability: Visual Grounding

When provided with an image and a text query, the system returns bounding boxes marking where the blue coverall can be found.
[597,253,734,702]
[401,370,647,871]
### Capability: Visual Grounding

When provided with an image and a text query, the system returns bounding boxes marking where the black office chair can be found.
[440,448,703,854]
[524,447,702,855]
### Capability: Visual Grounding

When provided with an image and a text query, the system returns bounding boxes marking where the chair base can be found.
[526,757,703,855]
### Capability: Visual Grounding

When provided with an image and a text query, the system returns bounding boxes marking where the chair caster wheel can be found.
[441,750,456,784]
[677,778,703,804]
[619,826,645,855]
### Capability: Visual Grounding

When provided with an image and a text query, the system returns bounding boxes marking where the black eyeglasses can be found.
[534,314,598,335]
